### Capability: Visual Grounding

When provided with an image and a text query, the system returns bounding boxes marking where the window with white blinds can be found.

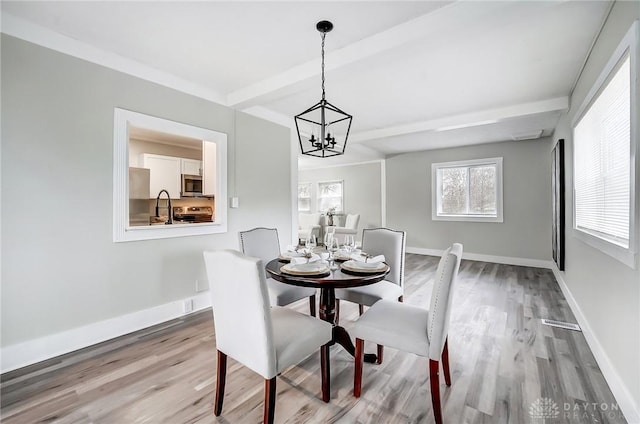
[574,54,630,248]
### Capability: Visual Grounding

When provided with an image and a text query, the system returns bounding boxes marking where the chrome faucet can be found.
[155,189,173,225]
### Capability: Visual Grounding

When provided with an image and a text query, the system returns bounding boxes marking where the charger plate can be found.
[333,252,352,262]
[281,262,330,277]
[279,251,306,262]
[340,260,389,275]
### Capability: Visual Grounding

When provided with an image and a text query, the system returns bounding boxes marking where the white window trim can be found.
[570,21,638,269]
[113,108,228,242]
[431,157,504,223]
[317,180,344,213]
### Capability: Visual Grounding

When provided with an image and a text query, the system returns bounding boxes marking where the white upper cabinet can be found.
[181,158,202,176]
[202,141,217,197]
[141,153,181,199]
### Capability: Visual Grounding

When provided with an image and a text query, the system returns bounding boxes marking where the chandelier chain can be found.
[321,32,326,101]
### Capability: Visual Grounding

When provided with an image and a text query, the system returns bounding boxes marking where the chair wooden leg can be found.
[309,294,317,317]
[354,338,364,397]
[335,299,341,324]
[214,350,227,416]
[442,337,451,386]
[376,344,384,364]
[264,377,277,424]
[320,343,330,402]
[429,359,443,424]
[358,304,364,315]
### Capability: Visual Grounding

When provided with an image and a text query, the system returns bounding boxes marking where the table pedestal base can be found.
[320,287,377,364]
[333,326,377,363]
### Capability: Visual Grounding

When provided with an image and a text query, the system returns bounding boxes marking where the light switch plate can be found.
[230,197,239,208]
[183,299,194,314]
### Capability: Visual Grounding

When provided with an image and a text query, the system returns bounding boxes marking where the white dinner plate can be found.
[280,262,329,276]
[333,252,352,262]
[279,251,306,261]
[341,260,388,273]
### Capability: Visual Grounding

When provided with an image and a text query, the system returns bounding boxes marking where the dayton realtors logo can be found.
[563,401,623,421]
[529,398,560,423]
[529,398,623,422]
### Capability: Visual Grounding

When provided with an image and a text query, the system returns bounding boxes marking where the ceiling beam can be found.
[226,1,511,109]
[349,97,569,143]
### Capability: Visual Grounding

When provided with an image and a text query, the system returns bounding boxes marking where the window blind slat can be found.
[574,55,631,248]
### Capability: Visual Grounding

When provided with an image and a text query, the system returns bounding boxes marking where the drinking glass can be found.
[344,235,355,253]
[306,235,317,251]
[328,237,340,270]
[324,232,334,248]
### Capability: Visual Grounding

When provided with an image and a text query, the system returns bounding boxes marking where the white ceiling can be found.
[1,1,611,168]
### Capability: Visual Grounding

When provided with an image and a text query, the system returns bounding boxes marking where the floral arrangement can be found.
[326,207,336,226]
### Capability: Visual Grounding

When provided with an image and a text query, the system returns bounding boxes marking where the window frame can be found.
[298,182,312,212]
[113,108,228,242]
[431,157,504,223]
[317,180,344,214]
[570,21,638,269]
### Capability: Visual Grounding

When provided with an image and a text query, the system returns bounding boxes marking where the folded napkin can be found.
[352,253,386,263]
[290,254,324,265]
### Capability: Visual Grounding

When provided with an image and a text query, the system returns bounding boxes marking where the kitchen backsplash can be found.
[148,196,214,216]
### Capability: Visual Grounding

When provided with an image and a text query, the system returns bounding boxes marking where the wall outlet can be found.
[183,299,194,314]
[195,279,207,292]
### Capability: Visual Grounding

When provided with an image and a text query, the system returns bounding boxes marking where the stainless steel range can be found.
[173,206,213,223]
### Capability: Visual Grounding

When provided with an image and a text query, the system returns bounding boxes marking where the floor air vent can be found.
[541,319,581,331]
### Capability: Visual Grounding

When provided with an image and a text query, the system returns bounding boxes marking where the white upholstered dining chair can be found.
[326,213,360,245]
[298,212,322,242]
[240,227,317,316]
[203,249,333,424]
[335,227,406,362]
[351,243,463,424]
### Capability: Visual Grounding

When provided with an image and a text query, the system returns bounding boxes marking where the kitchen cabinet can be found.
[181,158,202,176]
[141,153,181,199]
[129,167,151,226]
[202,141,216,197]
[128,167,150,199]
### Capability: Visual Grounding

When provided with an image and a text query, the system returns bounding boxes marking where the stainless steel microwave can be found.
[181,174,203,197]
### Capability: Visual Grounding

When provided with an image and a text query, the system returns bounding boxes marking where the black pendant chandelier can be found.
[295,20,352,158]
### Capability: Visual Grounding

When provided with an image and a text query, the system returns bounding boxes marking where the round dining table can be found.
[265,258,390,364]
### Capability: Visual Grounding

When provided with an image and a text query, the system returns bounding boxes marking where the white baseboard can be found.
[550,264,640,424]
[406,246,554,269]
[0,292,212,374]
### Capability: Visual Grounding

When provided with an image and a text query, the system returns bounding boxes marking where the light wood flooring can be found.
[1,254,627,423]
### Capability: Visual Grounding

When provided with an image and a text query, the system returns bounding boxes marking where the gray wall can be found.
[298,161,383,241]
[1,35,292,347]
[386,139,551,260]
[554,1,640,411]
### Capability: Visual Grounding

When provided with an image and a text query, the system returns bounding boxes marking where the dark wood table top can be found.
[265,259,389,289]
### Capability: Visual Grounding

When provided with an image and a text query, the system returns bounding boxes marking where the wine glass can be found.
[324,231,334,249]
[306,235,317,252]
[328,236,339,270]
[344,235,355,253]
